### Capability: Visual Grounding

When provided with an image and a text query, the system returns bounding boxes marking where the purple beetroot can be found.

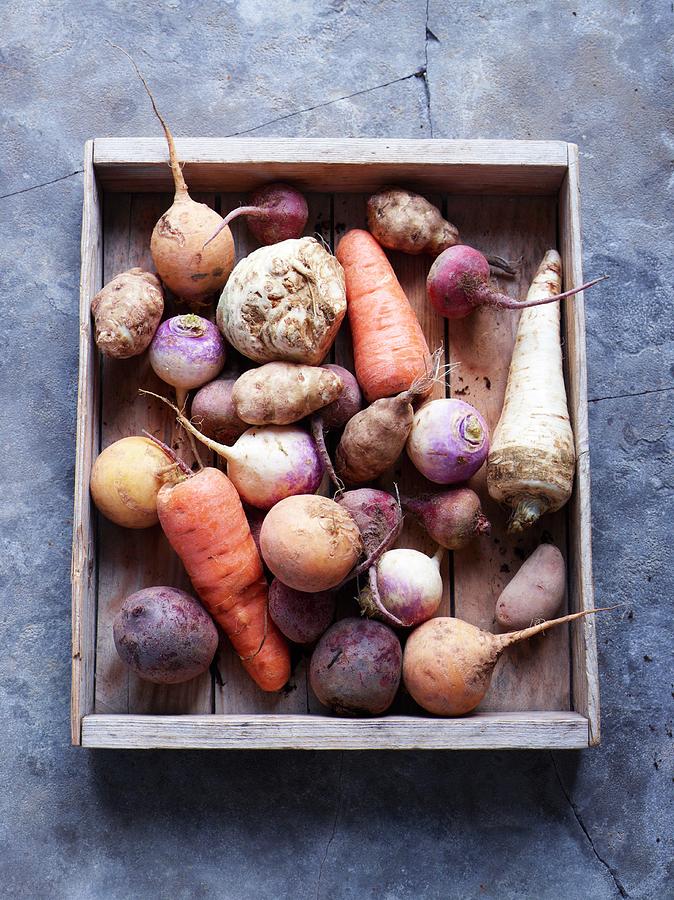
[268,579,337,644]
[206,183,309,247]
[402,487,491,550]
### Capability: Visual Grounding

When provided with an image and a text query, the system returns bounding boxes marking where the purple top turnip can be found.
[149,314,226,410]
[205,183,309,247]
[427,245,607,320]
[407,398,489,485]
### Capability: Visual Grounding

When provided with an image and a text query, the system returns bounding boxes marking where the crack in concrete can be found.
[422,0,435,136]
[589,385,674,404]
[225,70,427,137]
[315,751,345,900]
[0,169,83,201]
[550,753,629,898]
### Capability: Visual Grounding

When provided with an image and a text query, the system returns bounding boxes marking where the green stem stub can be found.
[461,414,483,445]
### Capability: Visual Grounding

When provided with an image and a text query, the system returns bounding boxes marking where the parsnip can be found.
[487,250,576,532]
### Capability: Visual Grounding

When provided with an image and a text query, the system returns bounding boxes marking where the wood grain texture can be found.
[71,141,102,744]
[445,196,570,713]
[93,139,568,195]
[81,711,589,750]
[94,191,213,717]
[559,145,600,745]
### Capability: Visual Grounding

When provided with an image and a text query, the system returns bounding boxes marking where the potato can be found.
[259,495,362,592]
[495,544,565,630]
[91,268,164,359]
[90,436,168,528]
[232,362,343,425]
[191,377,248,445]
[367,187,460,257]
[310,618,402,715]
[113,587,218,683]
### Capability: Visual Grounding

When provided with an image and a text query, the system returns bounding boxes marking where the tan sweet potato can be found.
[91,268,164,359]
[232,362,343,425]
[367,187,460,256]
[495,544,566,630]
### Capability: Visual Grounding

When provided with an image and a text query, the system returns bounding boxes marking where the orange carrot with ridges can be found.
[156,465,290,691]
[336,229,431,403]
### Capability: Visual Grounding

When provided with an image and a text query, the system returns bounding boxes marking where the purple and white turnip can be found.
[406,398,489,485]
[359,546,444,628]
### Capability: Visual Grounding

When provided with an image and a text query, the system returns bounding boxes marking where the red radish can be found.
[359,547,444,628]
[310,365,363,488]
[205,183,308,247]
[268,579,336,644]
[113,45,235,306]
[401,488,491,550]
[427,245,606,319]
[407,398,489,485]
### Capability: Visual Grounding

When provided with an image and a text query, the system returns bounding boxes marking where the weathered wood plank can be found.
[81,711,590,750]
[93,138,568,195]
[559,144,600,745]
[71,141,102,744]
[446,195,570,713]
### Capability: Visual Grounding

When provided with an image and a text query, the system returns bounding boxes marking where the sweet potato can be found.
[91,268,164,359]
[232,362,344,425]
[495,544,566,630]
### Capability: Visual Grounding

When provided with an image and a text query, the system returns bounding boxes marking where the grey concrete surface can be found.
[0,1,672,898]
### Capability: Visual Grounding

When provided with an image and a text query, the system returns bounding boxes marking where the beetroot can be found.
[310,364,363,488]
[309,618,402,716]
[206,183,309,247]
[191,377,248,445]
[402,488,491,550]
[427,245,606,320]
[113,587,218,684]
[268,579,336,644]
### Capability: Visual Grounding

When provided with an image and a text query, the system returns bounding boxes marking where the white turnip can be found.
[359,547,444,628]
[406,398,489,484]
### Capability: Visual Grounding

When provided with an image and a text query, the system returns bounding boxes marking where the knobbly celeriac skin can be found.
[91,268,164,359]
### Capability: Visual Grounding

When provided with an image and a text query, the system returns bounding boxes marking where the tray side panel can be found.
[446,196,571,712]
[94,192,213,716]
[71,141,102,744]
[81,711,589,750]
[559,145,600,745]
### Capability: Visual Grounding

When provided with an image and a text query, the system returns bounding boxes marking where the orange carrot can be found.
[156,466,290,692]
[336,229,431,403]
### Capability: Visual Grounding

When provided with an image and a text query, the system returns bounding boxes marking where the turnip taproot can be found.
[90,436,172,528]
[495,544,566,631]
[91,268,164,359]
[335,362,438,485]
[401,488,490,550]
[487,251,579,532]
[403,608,612,716]
[113,587,218,684]
[260,495,362,592]
[217,237,346,365]
[191,376,248,445]
[406,398,489,484]
[359,547,444,628]
[141,391,323,509]
[232,362,343,426]
[114,45,235,305]
[149,314,226,411]
[206,183,308,247]
[310,618,402,716]
[427,245,606,320]
[268,579,336,644]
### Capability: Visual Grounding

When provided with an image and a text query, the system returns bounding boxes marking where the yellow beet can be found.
[90,436,170,528]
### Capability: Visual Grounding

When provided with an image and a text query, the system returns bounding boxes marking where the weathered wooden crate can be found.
[72,139,599,750]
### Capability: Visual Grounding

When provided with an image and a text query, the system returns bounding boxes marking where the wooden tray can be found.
[72,139,599,750]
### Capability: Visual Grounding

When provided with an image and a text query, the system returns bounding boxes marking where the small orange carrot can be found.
[156,464,290,692]
[336,229,431,403]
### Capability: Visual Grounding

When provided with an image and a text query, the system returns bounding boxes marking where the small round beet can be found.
[320,365,363,428]
[268,579,336,644]
[309,618,402,716]
[191,377,248,445]
[113,587,218,684]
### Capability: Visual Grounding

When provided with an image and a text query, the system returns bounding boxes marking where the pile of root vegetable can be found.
[90,58,611,718]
